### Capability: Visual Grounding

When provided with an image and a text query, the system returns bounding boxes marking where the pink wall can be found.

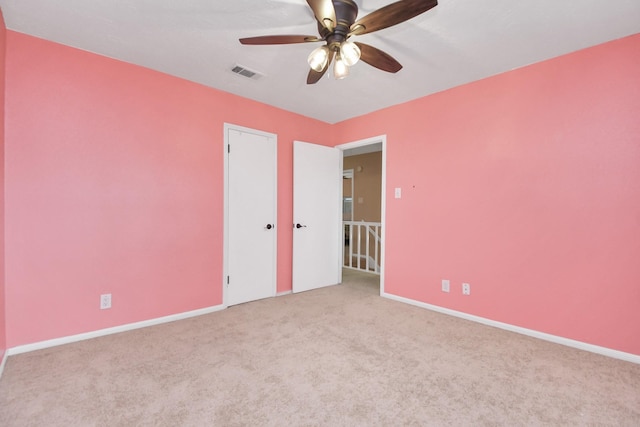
[0,9,6,360]
[334,34,640,355]
[5,31,331,348]
[5,28,639,357]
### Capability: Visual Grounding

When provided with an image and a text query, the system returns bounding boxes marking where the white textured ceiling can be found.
[1,0,639,123]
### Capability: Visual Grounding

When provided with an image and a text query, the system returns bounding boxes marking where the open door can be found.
[292,141,342,293]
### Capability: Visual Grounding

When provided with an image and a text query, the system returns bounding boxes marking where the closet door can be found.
[226,125,277,305]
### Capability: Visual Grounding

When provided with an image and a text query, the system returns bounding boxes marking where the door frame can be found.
[337,135,386,295]
[223,123,278,307]
[342,169,354,222]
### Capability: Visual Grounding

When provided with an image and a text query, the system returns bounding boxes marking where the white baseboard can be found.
[7,304,226,356]
[0,350,8,378]
[382,292,640,365]
[7,293,638,365]
[276,290,292,297]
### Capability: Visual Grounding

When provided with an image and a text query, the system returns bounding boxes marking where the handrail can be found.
[343,221,382,274]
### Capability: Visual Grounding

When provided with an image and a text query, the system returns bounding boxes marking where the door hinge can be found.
[227,276,230,285]
[228,144,231,153]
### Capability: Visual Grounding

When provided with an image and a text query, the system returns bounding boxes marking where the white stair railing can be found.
[343,221,382,274]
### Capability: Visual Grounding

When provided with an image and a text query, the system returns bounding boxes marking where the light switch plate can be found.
[100,293,112,309]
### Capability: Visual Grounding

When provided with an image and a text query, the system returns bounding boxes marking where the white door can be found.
[292,141,342,293]
[226,125,277,306]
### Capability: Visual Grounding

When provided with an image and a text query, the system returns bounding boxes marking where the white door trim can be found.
[223,123,278,307]
[337,135,387,295]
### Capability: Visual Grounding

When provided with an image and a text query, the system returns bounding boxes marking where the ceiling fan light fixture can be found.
[333,54,349,80]
[239,0,438,84]
[308,46,330,72]
[340,41,361,66]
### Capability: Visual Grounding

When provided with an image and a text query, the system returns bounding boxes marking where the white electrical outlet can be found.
[100,293,112,309]
[462,283,471,295]
[441,279,450,293]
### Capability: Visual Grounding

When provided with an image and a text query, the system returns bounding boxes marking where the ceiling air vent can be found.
[231,64,264,80]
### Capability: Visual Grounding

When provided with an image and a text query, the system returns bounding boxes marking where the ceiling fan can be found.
[239,0,438,84]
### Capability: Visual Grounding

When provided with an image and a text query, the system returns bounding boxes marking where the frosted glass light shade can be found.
[307,46,329,72]
[333,56,349,79]
[340,41,361,66]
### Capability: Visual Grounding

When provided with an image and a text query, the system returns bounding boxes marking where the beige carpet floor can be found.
[1,269,639,426]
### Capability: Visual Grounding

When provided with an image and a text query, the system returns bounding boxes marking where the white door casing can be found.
[338,135,386,295]
[292,141,342,293]
[225,124,277,306]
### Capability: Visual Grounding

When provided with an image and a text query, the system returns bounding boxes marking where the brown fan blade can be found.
[306,0,337,31]
[240,35,321,45]
[350,0,437,36]
[355,42,402,73]
[307,50,335,84]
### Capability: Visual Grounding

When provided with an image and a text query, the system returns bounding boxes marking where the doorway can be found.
[338,136,386,295]
[343,169,354,222]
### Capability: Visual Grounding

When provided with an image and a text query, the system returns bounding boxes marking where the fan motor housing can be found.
[334,0,358,28]
[324,0,358,46]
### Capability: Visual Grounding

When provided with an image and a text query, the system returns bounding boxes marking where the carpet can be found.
[1,270,638,426]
